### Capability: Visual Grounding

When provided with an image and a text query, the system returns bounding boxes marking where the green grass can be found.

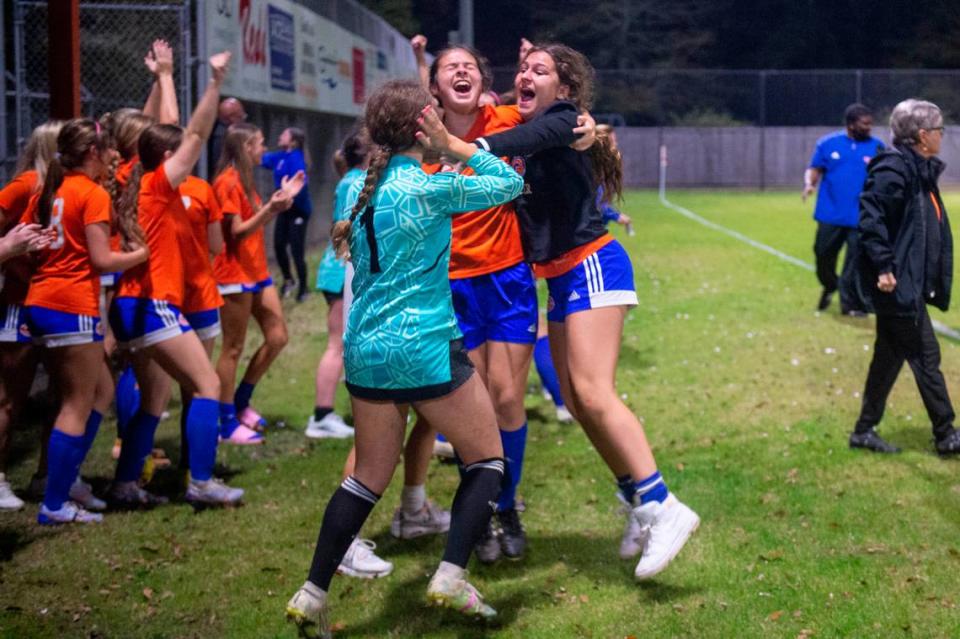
[3,189,960,638]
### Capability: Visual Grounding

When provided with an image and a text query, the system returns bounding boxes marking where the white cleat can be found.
[69,478,107,511]
[555,405,574,423]
[305,413,355,439]
[0,473,24,511]
[426,570,497,619]
[185,478,244,506]
[390,501,451,539]
[633,494,699,580]
[38,501,103,525]
[616,493,649,559]
[337,538,393,579]
[285,580,330,639]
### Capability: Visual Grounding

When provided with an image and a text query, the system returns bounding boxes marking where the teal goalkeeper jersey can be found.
[316,168,364,294]
[344,151,523,390]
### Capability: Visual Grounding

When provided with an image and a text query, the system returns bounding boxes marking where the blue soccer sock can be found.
[187,397,219,481]
[115,365,140,439]
[234,382,256,413]
[616,473,636,503]
[44,429,86,511]
[534,336,564,408]
[219,402,239,438]
[497,423,528,511]
[114,411,161,483]
[634,470,669,505]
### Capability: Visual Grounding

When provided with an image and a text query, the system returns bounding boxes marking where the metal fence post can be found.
[759,70,767,190]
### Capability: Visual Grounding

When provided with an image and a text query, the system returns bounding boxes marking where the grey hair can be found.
[890,99,943,146]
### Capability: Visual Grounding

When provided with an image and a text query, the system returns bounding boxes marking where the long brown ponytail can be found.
[590,128,623,204]
[113,162,147,250]
[37,118,112,227]
[216,122,260,209]
[331,80,432,260]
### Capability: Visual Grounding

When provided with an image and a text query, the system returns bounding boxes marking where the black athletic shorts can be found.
[322,290,344,306]
[346,339,475,403]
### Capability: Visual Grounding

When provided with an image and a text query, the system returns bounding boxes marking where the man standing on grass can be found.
[802,103,884,317]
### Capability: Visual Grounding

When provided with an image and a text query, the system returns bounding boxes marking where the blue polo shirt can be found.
[810,131,884,228]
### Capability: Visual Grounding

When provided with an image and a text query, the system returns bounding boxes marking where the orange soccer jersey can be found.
[424,104,525,279]
[23,173,111,316]
[0,171,39,305]
[211,166,268,285]
[177,176,224,313]
[116,163,186,306]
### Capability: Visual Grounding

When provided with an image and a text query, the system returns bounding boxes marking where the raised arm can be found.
[229,171,305,239]
[411,35,430,92]
[163,51,231,189]
[475,102,581,157]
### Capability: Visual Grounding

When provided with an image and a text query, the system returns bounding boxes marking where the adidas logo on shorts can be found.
[568,291,581,301]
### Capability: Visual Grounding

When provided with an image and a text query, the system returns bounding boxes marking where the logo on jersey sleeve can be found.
[830,151,841,160]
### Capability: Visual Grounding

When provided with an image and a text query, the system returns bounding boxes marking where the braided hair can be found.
[331,80,432,259]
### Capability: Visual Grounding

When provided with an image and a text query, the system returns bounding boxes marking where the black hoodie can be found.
[858,144,953,316]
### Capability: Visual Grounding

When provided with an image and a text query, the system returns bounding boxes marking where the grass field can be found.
[3,189,960,638]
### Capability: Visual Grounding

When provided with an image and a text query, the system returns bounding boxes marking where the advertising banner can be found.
[204,0,416,115]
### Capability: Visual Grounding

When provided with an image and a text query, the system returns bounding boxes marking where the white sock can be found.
[401,484,426,515]
[434,560,465,582]
[302,580,327,602]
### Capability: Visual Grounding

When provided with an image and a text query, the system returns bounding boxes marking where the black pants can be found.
[273,208,309,295]
[854,307,956,440]
[814,222,866,312]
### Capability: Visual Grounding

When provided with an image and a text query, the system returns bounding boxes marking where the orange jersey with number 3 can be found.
[212,166,268,285]
[117,163,186,305]
[23,173,111,315]
[0,171,40,305]
[423,104,525,279]
[177,176,224,313]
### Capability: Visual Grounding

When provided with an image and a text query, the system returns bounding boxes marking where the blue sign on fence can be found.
[268,4,295,92]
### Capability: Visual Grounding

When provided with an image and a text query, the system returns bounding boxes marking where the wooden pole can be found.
[48,0,81,119]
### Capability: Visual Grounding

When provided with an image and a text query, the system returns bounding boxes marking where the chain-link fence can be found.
[491,68,960,127]
[6,0,192,180]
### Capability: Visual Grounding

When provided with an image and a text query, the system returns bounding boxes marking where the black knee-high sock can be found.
[307,476,380,590]
[442,458,504,568]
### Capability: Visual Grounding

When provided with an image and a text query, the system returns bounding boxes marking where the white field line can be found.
[656,188,960,342]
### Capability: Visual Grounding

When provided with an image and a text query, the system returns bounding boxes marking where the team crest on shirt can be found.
[511,157,526,176]
[181,195,192,210]
[830,151,841,160]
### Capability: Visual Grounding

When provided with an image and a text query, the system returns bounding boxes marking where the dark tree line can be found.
[363,0,960,70]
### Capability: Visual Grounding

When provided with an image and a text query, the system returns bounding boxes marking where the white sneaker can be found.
[616,493,648,559]
[185,478,244,506]
[633,494,699,580]
[556,405,574,423]
[337,538,393,579]
[432,439,455,459]
[38,501,103,525]
[0,473,24,511]
[285,580,330,639]
[69,478,106,511]
[305,413,354,439]
[390,501,451,539]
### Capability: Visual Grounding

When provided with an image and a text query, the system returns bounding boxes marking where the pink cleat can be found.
[221,423,264,445]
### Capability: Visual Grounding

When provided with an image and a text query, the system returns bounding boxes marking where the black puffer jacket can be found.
[858,144,952,316]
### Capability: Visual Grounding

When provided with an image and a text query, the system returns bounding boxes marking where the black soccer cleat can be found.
[497,508,527,560]
[849,428,901,454]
